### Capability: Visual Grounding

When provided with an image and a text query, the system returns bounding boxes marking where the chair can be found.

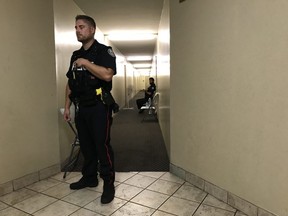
[140,92,158,122]
[60,107,81,179]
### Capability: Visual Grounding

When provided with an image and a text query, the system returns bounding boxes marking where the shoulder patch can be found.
[107,48,116,57]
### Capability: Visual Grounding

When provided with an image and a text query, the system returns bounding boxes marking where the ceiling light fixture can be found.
[106,31,157,41]
[126,56,152,61]
[133,64,152,68]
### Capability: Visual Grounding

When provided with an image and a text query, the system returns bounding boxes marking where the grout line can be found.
[191,193,208,216]
[1,171,243,216]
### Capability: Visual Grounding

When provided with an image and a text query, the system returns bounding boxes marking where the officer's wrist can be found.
[83,59,90,68]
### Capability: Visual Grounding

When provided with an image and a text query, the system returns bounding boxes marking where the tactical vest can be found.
[68,44,104,106]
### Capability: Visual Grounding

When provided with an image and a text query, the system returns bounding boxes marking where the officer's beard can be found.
[77,35,94,45]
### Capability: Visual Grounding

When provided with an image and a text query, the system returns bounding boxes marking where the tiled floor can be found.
[0,172,248,216]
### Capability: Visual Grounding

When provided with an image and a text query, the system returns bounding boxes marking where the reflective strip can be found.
[96,88,102,95]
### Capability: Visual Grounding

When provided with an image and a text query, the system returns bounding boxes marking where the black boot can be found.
[101,181,115,204]
[70,177,98,190]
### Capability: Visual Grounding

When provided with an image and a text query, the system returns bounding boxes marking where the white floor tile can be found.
[26,178,61,192]
[160,173,185,184]
[0,207,30,216]
[203,195,236,212]
[0,201,8,211]
[13,193,57,214]
[131,189,169,209]
[147,179,182,196]
[0,188,37,206]
[173,184,207,202]
[138,172,166,179]
[123,174,157,188]
[61,189,101,207]
[111,202,155,216]
[159,196,199,216]
[33,200,79,216]
[42,182,74,199]
[235,211,248,216]
[193,204,235,216]
[70,208,103,216]
[115,172,137,183]
[152,211,175,216]
[115,183,143,200]
[84,197,127,215]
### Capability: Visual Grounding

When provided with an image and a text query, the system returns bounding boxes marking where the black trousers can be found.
[75,102,114,183]
[136,98,148,109]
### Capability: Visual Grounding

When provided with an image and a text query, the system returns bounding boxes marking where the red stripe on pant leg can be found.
[104,110,113,168]
[104,110,114,183]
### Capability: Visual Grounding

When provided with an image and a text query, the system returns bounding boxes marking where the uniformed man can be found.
[136,77,156,113]
[63,15,116,204]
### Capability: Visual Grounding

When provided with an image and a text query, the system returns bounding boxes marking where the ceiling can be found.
[73,0,165,69]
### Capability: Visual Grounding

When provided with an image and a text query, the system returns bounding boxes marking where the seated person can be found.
[136,77,156,113]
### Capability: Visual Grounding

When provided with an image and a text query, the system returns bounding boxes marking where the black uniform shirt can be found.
[145,83,156,100]
[66,40,116,91]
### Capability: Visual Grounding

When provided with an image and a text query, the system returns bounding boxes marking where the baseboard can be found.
[0,164,60,196]
[169,163,277,216]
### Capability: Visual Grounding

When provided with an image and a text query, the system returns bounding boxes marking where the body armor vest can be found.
[68,44,103,106]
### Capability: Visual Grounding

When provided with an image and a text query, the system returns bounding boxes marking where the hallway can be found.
[0,171,247,216]
[0,1,286,215]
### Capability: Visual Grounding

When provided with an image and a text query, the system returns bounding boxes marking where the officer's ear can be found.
[91,26,96,35]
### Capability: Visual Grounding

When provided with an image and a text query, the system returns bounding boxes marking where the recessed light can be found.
[126,56,152,61]
[133,64,151,68]
[106,31,157,41]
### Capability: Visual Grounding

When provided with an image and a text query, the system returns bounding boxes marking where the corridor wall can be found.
[0,0,59,186]
[155,0,171,156]
[170,1,288,215]
[54,0,86,169]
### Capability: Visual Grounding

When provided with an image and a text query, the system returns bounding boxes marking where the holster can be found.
[101,88,119,113]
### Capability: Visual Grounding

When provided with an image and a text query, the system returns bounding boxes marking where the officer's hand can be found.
[74,58,88,68]
[64,108,71,122]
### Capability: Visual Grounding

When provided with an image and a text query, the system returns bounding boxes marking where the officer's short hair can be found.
[75,15,96,28]
[149,77,154,82]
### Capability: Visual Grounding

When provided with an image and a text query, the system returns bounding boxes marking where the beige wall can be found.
[0,0,59,184]
[54,0,85,165]
[0,0,139,185]
[170,0,288,215]
[156,0,170,156]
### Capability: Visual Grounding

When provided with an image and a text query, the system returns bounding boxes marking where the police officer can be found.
[136,77,156,113]
[64,15,116,204]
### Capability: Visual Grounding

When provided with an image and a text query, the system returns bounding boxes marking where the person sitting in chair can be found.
[136,77,156,113]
